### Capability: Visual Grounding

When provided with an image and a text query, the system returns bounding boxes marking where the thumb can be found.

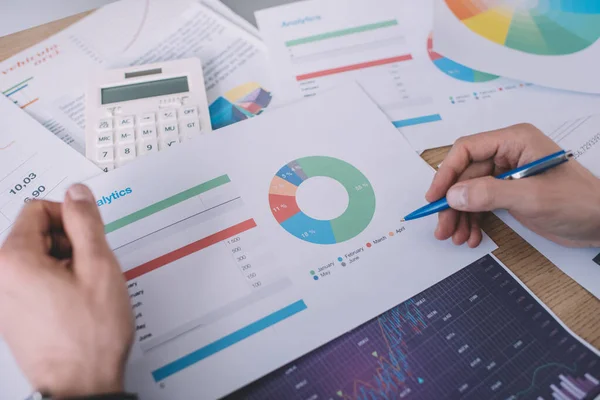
[446,176,522,212]
[62,184,114,279]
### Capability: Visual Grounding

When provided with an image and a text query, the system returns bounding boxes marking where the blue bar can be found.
[5,84,28,97]
[392,114,442,128]
[152,300,308,381]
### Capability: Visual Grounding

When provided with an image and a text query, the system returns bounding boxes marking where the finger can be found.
[467,214,483,248]
[425,124,548,202]
[456,160,495,183]
[452,213,470,246]
[447,176,526,212]
[435,208,459,240]
[61,184,116,282]
[2,201,63,253]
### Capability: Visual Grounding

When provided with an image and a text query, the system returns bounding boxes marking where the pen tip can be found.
[400,219,405,222]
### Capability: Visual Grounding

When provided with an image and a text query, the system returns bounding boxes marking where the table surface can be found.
[0,12,598,349]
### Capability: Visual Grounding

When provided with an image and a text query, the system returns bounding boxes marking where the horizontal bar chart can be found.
[123,218,257,281]
[296,54,413,81]
[285,20,397,47]
[104,175,231,234]
[152,299,308,381]
[392,114,442,128]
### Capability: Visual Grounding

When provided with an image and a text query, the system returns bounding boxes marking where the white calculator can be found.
[85,58,212,171]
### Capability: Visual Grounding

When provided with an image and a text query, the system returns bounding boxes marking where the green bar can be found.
[2,77,34,94]
[104,175,231,234]
[285,20,397,47]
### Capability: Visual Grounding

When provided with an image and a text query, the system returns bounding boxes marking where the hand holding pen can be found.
[412,124,600,248]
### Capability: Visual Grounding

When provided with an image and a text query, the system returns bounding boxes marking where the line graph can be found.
[227,255,600,400]
[340,300,427,400]
[514,362,577,399]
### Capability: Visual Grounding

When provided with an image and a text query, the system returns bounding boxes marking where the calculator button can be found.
[161,135,180,149]
[96,119,113,132]
[96,132,114,147]
[159,110,177,121]
[117,116,135,129]
[180,119,201,138]
[97,147,114,163]
[139,113,156,125]
[99,163,115,173]
[181,106,198,119]
[117,129,135,144]
[138,125,157,140]
[138,139,158,156]
[160,123,179,136]
[118,144,136,161]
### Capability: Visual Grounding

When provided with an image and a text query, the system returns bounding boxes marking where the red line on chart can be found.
[0,141,15,150]
[124,219,258,281]
[20,98,39,109]
[296,54,413,81]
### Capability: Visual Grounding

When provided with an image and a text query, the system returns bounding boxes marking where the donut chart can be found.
[445,0,600,56]
[427,33,498,82]
[269,156,375,245]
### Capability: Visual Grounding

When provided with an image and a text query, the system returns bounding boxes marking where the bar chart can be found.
[104,173,306,384]
[277,15,439,130]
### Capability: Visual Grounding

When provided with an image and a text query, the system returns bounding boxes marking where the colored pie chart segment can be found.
[445,0,600,56]
[427,33,498,82]
[269,156,376,245]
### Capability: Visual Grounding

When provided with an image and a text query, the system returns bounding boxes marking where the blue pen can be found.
[402,150,574,222]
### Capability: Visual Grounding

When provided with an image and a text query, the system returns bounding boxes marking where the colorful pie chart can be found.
[445,0,600,56]
[269,156,375,245]
[428,33,498,82]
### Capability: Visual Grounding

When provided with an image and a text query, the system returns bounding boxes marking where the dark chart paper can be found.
[228,255,600,400]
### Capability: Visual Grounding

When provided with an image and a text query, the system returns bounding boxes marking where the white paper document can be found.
[497,115,600,299]
[0,0,193,152]
[0,95,100,241]
[121,3,273,131]
[0,85,496,399]
[256,0,600,150]
[0,0,273,154]
[434,1,600,94]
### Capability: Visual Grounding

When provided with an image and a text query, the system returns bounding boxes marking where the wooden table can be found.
[1,14,599,349]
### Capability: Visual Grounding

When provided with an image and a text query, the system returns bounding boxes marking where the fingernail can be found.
[447,185,467,208]
[68,184,94,203]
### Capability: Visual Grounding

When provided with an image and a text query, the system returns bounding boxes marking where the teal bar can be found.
[392,114,442,128]
[152,300,308,381]
[285,20,398,47]
[104,175,231,234]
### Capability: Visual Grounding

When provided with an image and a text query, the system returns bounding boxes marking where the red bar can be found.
[124,219,258,281]
[296,54,413,81]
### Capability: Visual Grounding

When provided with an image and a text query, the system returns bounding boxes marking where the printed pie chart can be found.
[269,156,375,245]
[427,33,498,82]
[445,0,600,55]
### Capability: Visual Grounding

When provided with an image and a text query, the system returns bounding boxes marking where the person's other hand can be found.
[0,184,133,397]
[426,124,600,248]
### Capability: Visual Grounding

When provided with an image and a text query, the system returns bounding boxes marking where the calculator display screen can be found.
[101,76,189,105]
